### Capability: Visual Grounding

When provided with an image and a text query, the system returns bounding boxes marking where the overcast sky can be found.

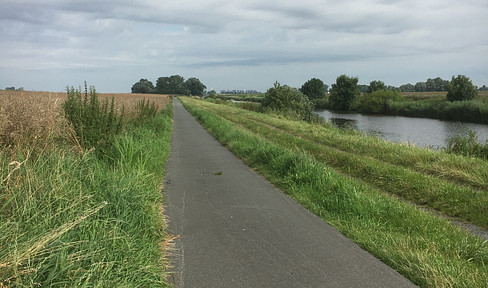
[1,0,487,93]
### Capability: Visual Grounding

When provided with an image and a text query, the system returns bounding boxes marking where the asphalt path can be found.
[164,98,416,288]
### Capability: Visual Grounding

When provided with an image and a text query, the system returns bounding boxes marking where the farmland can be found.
[180,96,488,287]
[0,90,172,287]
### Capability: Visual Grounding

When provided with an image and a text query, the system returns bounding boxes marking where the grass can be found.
[180,96,488,288]
[0,90,172,287]
[186,98,488,227]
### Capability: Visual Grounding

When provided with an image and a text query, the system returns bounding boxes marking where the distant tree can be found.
[324,84,329,93]
[367,80,386,93]
[262,81,315,122]
[207,90,217,97]
[156,75,190,95]
[329,75,360,111]
[446,75,477,101]
[478,85,488,91]
[425,77,449,91]
[131,79,155,94]
[300,78,325,100]
[399,84,415,92]
[414,82,427,92]
[358,85,369,93]
[186,77,207,96]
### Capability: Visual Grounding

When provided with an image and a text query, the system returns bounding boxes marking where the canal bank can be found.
[316,109,488,149]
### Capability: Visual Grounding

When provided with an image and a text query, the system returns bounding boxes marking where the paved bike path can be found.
[164,98,416,287]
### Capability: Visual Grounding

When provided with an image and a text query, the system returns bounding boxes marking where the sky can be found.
[1,0,487,93]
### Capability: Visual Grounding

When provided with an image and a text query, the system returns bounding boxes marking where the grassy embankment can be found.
[0,90,172,287]
[180,97,488,288]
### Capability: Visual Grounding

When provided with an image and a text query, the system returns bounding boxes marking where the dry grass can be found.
[0,90,170,152]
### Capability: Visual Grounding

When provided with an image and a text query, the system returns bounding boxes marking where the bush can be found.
[446,75,477,101]
[262,82,316,122]
[357,90,403,114]
[63,83,124,155]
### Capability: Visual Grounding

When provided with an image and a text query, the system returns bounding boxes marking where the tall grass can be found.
[1,91,172,287]
[447,129,488,159]
[63,83,124,156]
[180,96,488,287]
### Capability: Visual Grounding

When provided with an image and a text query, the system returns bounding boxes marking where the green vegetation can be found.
[1,90,172,287]
[329,75,360,111]
[132,75,206,96]
[131,78,156,94]
[447,129,488,159]
[63,83,124,156]
[262,82,316,122]
[180,96,488,287]
[446,75,478,102]
[300,78,326,100]
[355,89,404,114]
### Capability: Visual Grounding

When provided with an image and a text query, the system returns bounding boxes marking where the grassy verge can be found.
[180,96,488,287]
[0,97,172,287]
[187,98,488,228]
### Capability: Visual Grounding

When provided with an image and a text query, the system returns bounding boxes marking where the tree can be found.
[262,81,315,122]
[329,75,360,111]
[399,84,415,92]
[446,75,477,101]
[300,78,325,100]
[186,77,207,96]
[479,85,488,91]
[414,81,427,92]
[156,75,190,95]
[131,79,155,94]
[368,80,386,93]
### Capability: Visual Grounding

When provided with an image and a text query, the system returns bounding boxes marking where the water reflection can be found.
[316,110,488,149]
[329,118,358,130]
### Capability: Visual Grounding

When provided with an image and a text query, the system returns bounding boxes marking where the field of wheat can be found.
[0,90,170,150]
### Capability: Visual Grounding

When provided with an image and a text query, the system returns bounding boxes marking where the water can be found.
[316,110,488,149]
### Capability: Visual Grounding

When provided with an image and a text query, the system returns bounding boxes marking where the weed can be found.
[63,82,124,156]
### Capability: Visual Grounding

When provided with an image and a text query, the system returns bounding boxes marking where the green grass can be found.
[180,96,488,288]
[186,98,488,228]
[0,100,173,287]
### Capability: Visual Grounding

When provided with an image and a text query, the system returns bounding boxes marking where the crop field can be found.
[0,90,170,149]
[180,96,488,287]
[0,90,172,287]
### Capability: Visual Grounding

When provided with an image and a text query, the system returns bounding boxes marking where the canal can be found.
[316,110,488,149]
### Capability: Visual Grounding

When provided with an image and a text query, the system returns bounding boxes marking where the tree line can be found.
[131,75,207,96]
[257,74,486,124]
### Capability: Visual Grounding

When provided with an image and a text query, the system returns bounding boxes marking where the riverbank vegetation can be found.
[180,96,488,287]
[0,89,172,287]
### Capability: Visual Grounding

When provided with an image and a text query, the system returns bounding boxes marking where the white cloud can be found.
[0,0,487,92]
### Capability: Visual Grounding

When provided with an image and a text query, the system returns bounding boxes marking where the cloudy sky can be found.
[1,0,487,92]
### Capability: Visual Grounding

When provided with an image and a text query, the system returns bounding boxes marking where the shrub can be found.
[357,90,403,114]
[262,82,316,122]
[446,75,477,101]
